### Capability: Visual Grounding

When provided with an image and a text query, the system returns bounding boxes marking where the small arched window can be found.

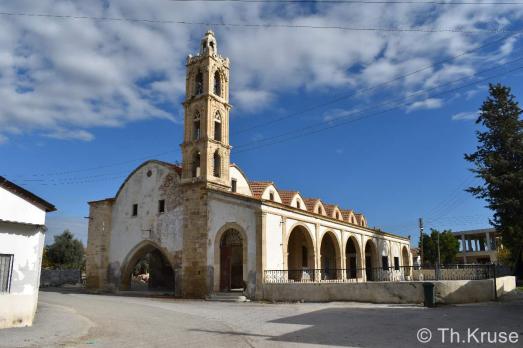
[296,200,301,209]
[193,112,201,140]
[317,206,322,214]
[195,70,203,95]
[192,151,201,178]
[214,112,222,142]
[214,71,221,96]
[213,151,221,178]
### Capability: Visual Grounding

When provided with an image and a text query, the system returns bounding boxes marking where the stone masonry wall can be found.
[181,182,209,298]
[86,200,113,290]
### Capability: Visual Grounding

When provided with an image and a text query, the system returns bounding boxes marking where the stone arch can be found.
[193,111,201,140]
[214,111,222,142]
[286,223,316,281]
[120,240,175,292]
[319,231,342,279]
[364,238,379,281]
[213,223,248,292]
[195,69,203,95]
[213,150,221,178]
[345,235,362,279]
[214,70,222,96]
[191,150,201,178]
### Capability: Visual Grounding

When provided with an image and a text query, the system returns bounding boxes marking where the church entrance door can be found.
[219,229,244,291]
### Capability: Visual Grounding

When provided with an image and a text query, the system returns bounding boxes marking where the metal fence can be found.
[264,264,511,284]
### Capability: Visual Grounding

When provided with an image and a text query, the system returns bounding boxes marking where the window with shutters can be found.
[0,254,14,293]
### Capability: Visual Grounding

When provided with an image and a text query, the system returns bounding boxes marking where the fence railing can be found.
[264,264,510,284]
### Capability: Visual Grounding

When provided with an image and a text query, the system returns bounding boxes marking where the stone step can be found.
[206,292,249,302]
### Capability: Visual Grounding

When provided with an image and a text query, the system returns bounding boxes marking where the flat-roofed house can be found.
[0,176,56,328]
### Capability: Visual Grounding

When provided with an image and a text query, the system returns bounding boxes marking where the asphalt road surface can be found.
[1,289,522,347]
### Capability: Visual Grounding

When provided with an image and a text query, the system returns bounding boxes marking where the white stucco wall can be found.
[0,187,46,225]
[229,166,252,196]
[262,203,410,272]
[265,213,284,270]
[290,194,307,211]
[108,162,183,278]
[207,193,258,294]
[0,223,45,328]
[260,185,282,203]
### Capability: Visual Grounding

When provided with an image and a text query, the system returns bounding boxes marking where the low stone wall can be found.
[261,276,516,304]
[496,275,516,297]
[40,269,82,287]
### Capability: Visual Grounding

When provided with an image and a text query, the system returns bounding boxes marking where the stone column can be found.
[86,200,113,290]
[255,211,267,299]
[281,216,287,270]
[315,223,321,270]
[485,232,491,251]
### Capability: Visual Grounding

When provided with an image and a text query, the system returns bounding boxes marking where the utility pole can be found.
[437,231,441,267]
[419,218,424,268]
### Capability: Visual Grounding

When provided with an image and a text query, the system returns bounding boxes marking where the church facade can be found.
[86,31,411,299]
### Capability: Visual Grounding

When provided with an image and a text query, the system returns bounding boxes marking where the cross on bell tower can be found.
[181,30,231,189]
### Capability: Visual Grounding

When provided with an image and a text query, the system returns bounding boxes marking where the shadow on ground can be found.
[191,300,523,347]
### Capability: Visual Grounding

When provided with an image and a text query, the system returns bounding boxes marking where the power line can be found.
[233,55,523,153]
[8,47,519,182]
[233,64,523,153]
[233,33,517,135]
[0,11,521,34]
[7,149,179,179]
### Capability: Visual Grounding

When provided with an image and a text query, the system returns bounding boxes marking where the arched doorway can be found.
[219,229,244,291]
[364,240,378,281]
[287,225,315,281]
[345,236,361,280]
[121,243,175,292]
[320,232,341,280]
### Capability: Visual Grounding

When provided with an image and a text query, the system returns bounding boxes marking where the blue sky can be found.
[1,1,523,245]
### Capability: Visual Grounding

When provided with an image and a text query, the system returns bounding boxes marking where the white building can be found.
[86,31,411,299]
[0,176,56,329]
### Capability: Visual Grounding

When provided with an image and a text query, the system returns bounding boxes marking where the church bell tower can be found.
[181,30,231,189]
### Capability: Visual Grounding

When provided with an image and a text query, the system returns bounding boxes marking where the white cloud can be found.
[323,108,362,122]
[44,128,95,142]
[234,90,274,112]
[0,0,521,140]
[407,98,443,112]
[452,111,479,121]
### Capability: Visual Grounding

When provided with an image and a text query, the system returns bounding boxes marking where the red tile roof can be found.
[340,209,354,222]
[303,198,321,212]
[323,204,338,218]
[355,213,365,226]
[277,190,299,205]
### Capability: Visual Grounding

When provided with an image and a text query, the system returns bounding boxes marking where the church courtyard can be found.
[2,289,522,347]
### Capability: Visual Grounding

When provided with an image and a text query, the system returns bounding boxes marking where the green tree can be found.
[419,229,460,266]
[465,84,523,277]
[46,230,85,269]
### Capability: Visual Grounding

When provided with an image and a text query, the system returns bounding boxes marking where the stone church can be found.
[86,31,411,299]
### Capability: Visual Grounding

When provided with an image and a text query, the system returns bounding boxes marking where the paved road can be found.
[1,290,522,347]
